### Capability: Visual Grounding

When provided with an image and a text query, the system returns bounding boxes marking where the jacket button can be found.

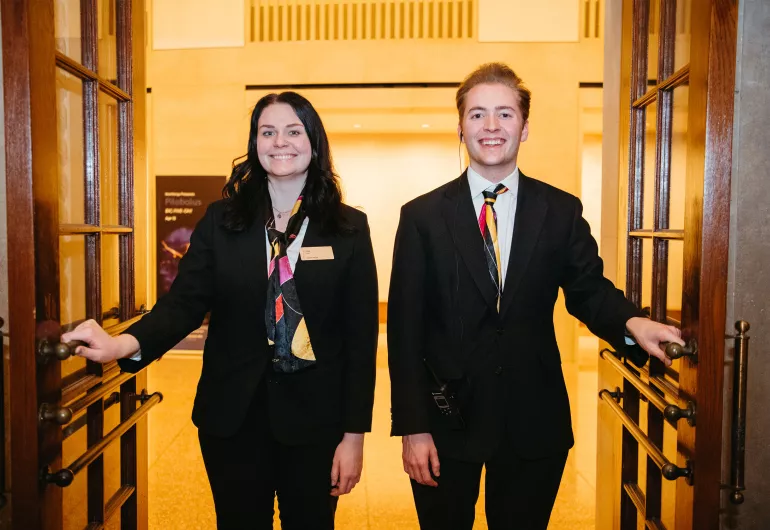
[495,366,503,375]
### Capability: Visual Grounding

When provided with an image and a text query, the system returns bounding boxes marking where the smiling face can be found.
[459,82,529,182]
[256,103,313,181]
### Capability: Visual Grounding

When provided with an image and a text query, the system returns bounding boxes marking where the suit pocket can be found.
[538,348,562,371]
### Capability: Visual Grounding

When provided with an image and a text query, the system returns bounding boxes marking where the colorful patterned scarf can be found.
[265,191,316,373]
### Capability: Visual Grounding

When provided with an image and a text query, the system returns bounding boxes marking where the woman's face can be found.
[256,103,312,180]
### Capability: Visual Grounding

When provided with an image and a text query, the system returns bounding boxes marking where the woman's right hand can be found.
[61,319,140,363]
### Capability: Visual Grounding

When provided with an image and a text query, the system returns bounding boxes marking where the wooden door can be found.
[1,0,152,528]
[596,0,738,529]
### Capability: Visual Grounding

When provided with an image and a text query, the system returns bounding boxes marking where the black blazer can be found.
[118,200,379,445]
[387,172,643,462]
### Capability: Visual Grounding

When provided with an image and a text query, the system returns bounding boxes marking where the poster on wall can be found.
[156,175,224,353]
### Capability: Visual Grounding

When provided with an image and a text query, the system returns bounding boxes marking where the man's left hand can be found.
[330,433,364,497]
[625,317,684,367]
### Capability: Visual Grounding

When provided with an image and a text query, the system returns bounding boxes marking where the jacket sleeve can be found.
[341,217,379,432]
[118,204,217,373]
[387,205,432,436]
[560,198,645,356]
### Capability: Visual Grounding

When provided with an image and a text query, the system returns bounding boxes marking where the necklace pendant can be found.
[277,213,282,219]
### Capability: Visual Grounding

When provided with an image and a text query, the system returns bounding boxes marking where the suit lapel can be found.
[442,172,498,312]
[239,214,269,301]
[292,215,323,291]
[500,173,548,317]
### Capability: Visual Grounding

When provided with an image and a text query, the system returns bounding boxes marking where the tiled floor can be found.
[147,329,599,529]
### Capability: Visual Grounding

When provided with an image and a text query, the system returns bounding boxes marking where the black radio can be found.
[424,359,466,431]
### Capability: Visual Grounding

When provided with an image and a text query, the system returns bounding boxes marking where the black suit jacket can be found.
[118,200,379,444]
[387,171,643,461]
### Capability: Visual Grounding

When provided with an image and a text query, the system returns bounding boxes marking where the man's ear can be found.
[521,120,529,142]
[457,125,464,143]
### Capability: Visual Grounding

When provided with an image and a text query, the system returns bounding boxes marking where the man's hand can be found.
[331,433,364,497]
[61,320,140,363]
[625,317,684,367]
[402,433,440,487]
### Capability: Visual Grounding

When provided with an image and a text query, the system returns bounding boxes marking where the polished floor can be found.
[146,328,599,529]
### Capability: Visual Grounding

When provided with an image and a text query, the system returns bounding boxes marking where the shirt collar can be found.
[467,166,520,199]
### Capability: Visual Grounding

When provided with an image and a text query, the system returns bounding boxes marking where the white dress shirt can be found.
[467,166,520,288]
[129,217,310,362]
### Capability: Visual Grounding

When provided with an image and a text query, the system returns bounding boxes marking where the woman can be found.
[63,92,379,529]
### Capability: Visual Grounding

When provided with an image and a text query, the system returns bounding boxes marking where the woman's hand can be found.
[330,433,364,497]
[61,319,140,363]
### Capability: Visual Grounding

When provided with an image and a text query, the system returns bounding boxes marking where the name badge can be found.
[300,246,335,261]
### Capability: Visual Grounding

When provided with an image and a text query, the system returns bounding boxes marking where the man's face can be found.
[459,83,529,179]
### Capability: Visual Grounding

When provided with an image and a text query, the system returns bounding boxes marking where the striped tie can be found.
[479,184,509,311]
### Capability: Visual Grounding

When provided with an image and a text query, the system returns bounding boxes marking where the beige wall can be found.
[145,0,612,356]
[329,132,459,297]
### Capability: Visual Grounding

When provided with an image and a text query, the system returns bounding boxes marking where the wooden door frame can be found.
[680,0,737,528]
[2,0,59,527]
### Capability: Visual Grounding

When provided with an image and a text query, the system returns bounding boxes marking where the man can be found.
[387,63,682,529]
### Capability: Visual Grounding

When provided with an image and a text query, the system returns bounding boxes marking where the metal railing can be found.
[42,392,163,487]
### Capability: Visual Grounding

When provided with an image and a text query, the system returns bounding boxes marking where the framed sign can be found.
[156,175,224,352]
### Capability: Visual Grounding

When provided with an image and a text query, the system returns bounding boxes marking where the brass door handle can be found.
[664,339,698,362]
[727,320,751,504]
[38,403,73,425]
[42,391,163,488]
[37,339,86,363]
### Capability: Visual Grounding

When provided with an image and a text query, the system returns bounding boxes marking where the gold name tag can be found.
[300,246,335,261]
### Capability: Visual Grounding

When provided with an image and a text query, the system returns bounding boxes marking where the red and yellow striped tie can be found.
[479,184,509,310]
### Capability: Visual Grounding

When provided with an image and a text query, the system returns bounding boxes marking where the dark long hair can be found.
[222,92,345,233]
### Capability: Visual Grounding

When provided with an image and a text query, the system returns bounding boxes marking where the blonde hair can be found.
[456,63,531,122]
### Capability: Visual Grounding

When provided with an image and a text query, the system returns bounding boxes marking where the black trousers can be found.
[410,445,569,530]
[198,382,340,530]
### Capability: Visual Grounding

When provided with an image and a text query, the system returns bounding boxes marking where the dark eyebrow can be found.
[258,123,304,129]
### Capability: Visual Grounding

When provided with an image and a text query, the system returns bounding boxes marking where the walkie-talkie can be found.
[424,359,466,430]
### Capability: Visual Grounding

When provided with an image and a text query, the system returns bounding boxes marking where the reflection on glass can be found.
[100,93,120,226]
[102,235,121,326]
[103,402,122,508]
[98,0,118,82]
[637,400,649,494]
[60,235,88,378]
[670,86,689,230]
[55,0,82,62]
[647,0,660,81]
[667,240,684,374]
[63,420,88,530]
[105,514,121,530]
[674,0,691,71]
[667,241,684,322]
[57,68,86,225]
[643,102,658,230]
[641,238,654,313]
[661,420,678,527]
